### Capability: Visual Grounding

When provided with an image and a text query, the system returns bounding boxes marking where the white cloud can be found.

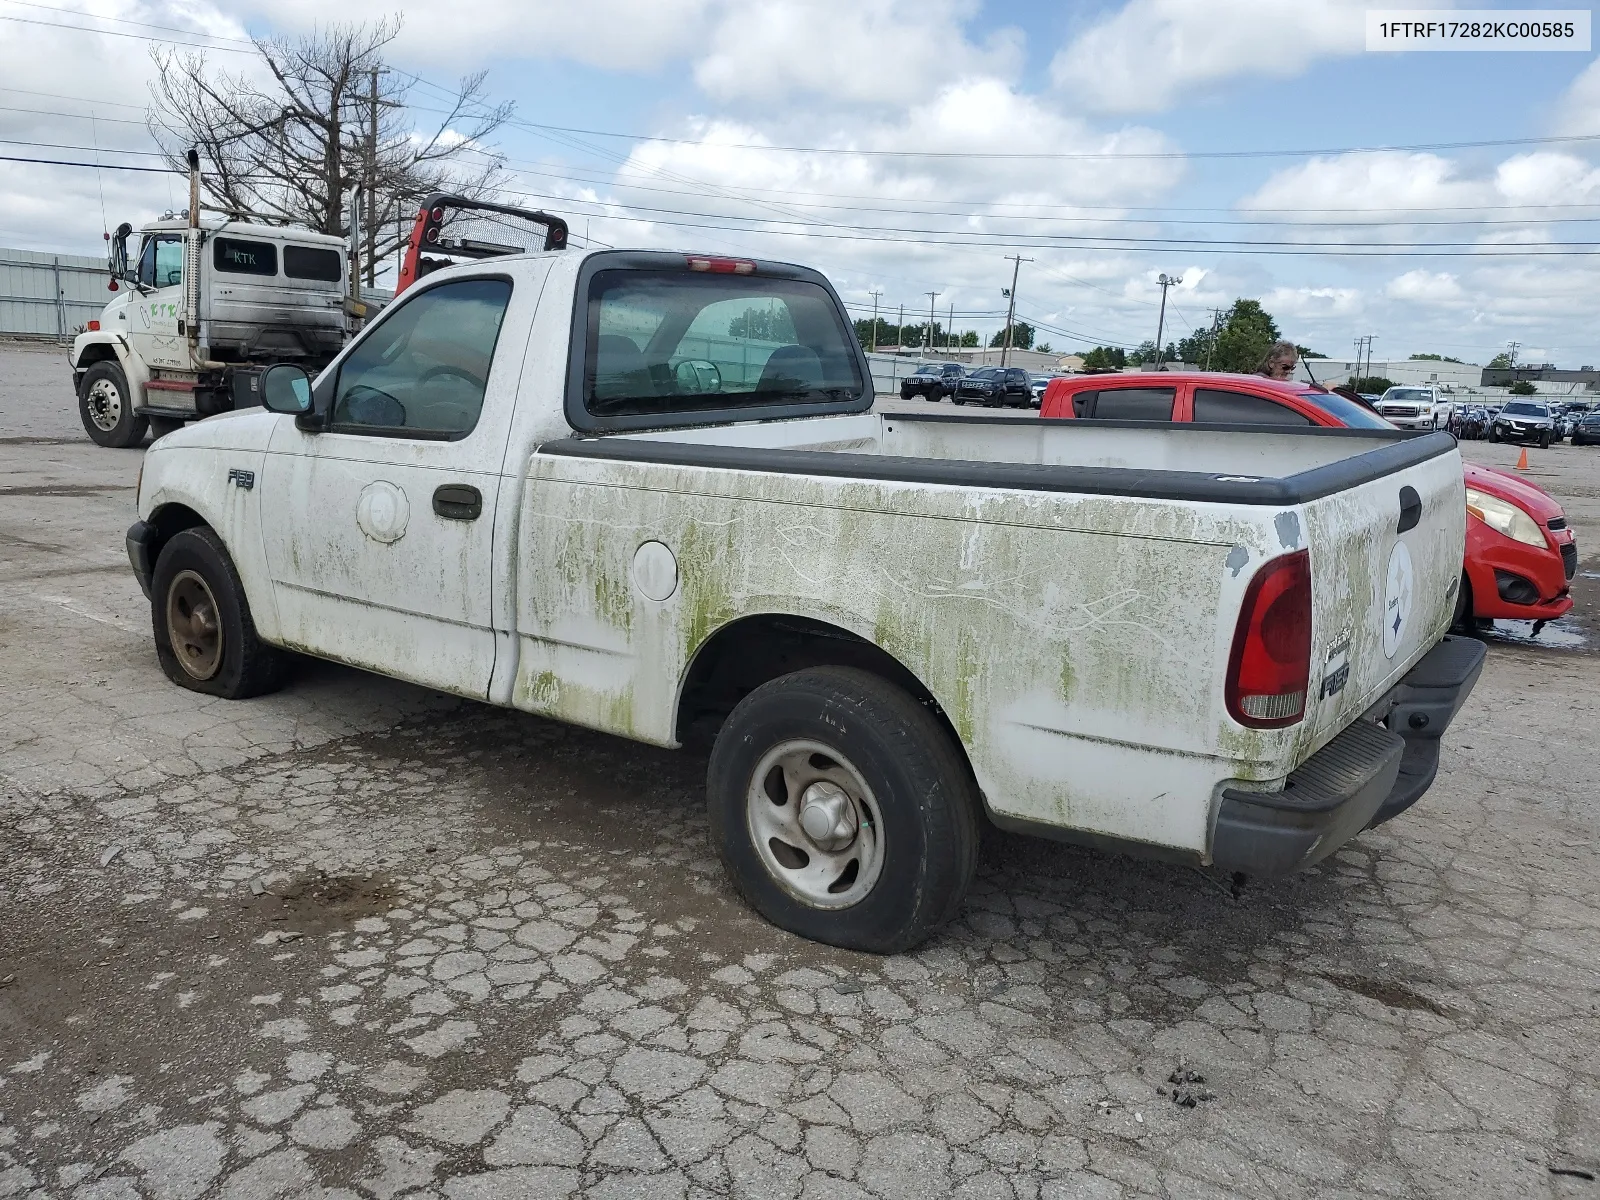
[1551,56,1600,136]
[693,0,1021,108]
[226,0,716,70]
[1236,152,1491,218]
[1261,285,1362,318]
[1050,0,1396,116]
[1385,270,1465,304]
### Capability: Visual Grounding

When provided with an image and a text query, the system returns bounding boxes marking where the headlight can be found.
[1465,487,1545,546]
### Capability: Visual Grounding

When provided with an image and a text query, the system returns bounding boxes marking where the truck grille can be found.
[1562,542,1578,580]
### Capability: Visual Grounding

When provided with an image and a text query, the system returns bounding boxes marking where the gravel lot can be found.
[3,338,1598,1199]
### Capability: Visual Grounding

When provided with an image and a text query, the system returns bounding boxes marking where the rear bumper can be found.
[1211,635,1486,876]
[127,519,157,600]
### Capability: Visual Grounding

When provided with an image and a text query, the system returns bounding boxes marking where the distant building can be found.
[1481,366,1600,392]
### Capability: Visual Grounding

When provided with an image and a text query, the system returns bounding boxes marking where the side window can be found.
[213,237,277,276]
[331,278,512,438]
[138,236,183,289]
[1193,388,1313,426]
[1089,387,1175,421]
[1011,369,1028,385]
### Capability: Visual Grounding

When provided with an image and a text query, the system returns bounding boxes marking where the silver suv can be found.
[1488,400,1557,447]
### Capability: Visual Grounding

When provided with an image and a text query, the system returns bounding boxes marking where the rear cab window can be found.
[571,253,868,430]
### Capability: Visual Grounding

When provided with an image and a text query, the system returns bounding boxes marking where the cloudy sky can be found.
[3,0,1598,365]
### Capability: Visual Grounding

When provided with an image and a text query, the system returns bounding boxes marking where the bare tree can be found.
[147,18,512,284]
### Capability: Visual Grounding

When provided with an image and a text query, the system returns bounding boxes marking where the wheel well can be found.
[145,503,207,566]
[75,343,119,371]
[676,613,966,755]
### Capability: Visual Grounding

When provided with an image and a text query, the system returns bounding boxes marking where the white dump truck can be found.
[125,247,1484,951]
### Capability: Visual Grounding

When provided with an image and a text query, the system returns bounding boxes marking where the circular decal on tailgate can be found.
[1382,541,1414,658]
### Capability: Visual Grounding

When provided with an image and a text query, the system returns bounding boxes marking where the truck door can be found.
[259,275,524,699]
[129,233,188,371]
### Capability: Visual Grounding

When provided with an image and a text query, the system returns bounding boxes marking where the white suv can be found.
[1377,386,1453,430]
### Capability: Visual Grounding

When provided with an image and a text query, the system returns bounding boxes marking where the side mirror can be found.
[109,221,132,281]
[674,358,722,394]
[260,364,314,415]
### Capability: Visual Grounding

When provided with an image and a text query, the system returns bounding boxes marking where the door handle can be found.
[433,484,482,521]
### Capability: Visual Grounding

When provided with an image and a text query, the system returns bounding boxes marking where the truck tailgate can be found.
[1297,445,1465,760]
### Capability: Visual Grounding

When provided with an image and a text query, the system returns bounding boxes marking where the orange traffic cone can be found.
[1515,447,1530,471]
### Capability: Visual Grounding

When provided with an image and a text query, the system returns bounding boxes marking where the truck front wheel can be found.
[707,666,979,953]
[151,527,287,699]
[78,361,148,448]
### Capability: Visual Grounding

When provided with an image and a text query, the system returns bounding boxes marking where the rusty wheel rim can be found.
[166,569,223,680]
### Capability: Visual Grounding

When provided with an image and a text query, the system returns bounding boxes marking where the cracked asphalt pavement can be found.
[3,340,1599,1199]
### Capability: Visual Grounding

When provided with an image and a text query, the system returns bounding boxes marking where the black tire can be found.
[1488,428,1500,443]
[952,396,964,406]
[707,666,980,954]
[151,526,288,699]
[927,386,942,403]
[78,360,148,448]
[148,416,185,440]
[1540,433,1551,449]
[1450,571,1473,633]
[901,388,914,400]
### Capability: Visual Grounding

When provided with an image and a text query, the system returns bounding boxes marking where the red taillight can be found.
[1226,550,1312,728]
[87,320,100,331]
[430,207,444,221]
[687,255,756,274]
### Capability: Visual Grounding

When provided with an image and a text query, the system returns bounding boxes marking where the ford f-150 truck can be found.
[126,248,1484,952]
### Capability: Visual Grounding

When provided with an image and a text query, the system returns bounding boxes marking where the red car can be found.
[1040,372,1576,626]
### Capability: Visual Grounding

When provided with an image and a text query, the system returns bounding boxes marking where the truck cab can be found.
[71,218,350,448]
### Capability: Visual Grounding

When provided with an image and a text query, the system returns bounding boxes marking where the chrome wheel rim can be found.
[746,739,884,909]
[86,378,122,431]
[166,569,223,680]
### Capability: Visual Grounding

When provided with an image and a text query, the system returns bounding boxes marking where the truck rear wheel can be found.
[707,666,979,953]
[151,527,287,699]
[78,361,148,448]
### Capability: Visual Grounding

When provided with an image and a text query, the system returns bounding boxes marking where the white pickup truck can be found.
[127,248,1484,952]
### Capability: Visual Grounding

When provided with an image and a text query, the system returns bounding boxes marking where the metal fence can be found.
[0,247,110,340]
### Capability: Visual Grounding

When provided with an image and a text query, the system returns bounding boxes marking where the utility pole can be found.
[1153,273,1178,370]
[366,66,380,289]
[1000,255,1032,367]
[947,302,954,352]
[868,289,882,353]
[1506,340,1521,368]
[897,304,904,351]
[925,291,941,353]
[1202,307,1223,372]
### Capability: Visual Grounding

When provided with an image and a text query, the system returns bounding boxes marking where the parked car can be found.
[1450,405,1489,441]
[1377,386,1453,430]
[900,361,965,402]
[952,366,1032,407]
[1554,403,1589,440]
[1488,400,1557,446]
[126,259,1478,952]
[1028,374,1053,408]
[1040,371,1576,629]
[1572,409,1600,446]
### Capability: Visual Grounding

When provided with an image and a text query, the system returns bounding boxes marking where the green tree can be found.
[1508,380,1537,396]
[1036,342,1052,354]
[989,322,1035,350]
[1129,339,1158,366]
[1081,346,1127,372]
[1351,376,1394,394]
[853,317,894,348]
[730,305,795,342]
[1211,299,1280,372]
[959,330,979,347]
[1410,353,1462,363]
[1296,345,1327,359]
[1487,352,1514,369]
[1176,327,1215,367]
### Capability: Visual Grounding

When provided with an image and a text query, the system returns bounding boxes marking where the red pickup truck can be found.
[1040,371,1576,627]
